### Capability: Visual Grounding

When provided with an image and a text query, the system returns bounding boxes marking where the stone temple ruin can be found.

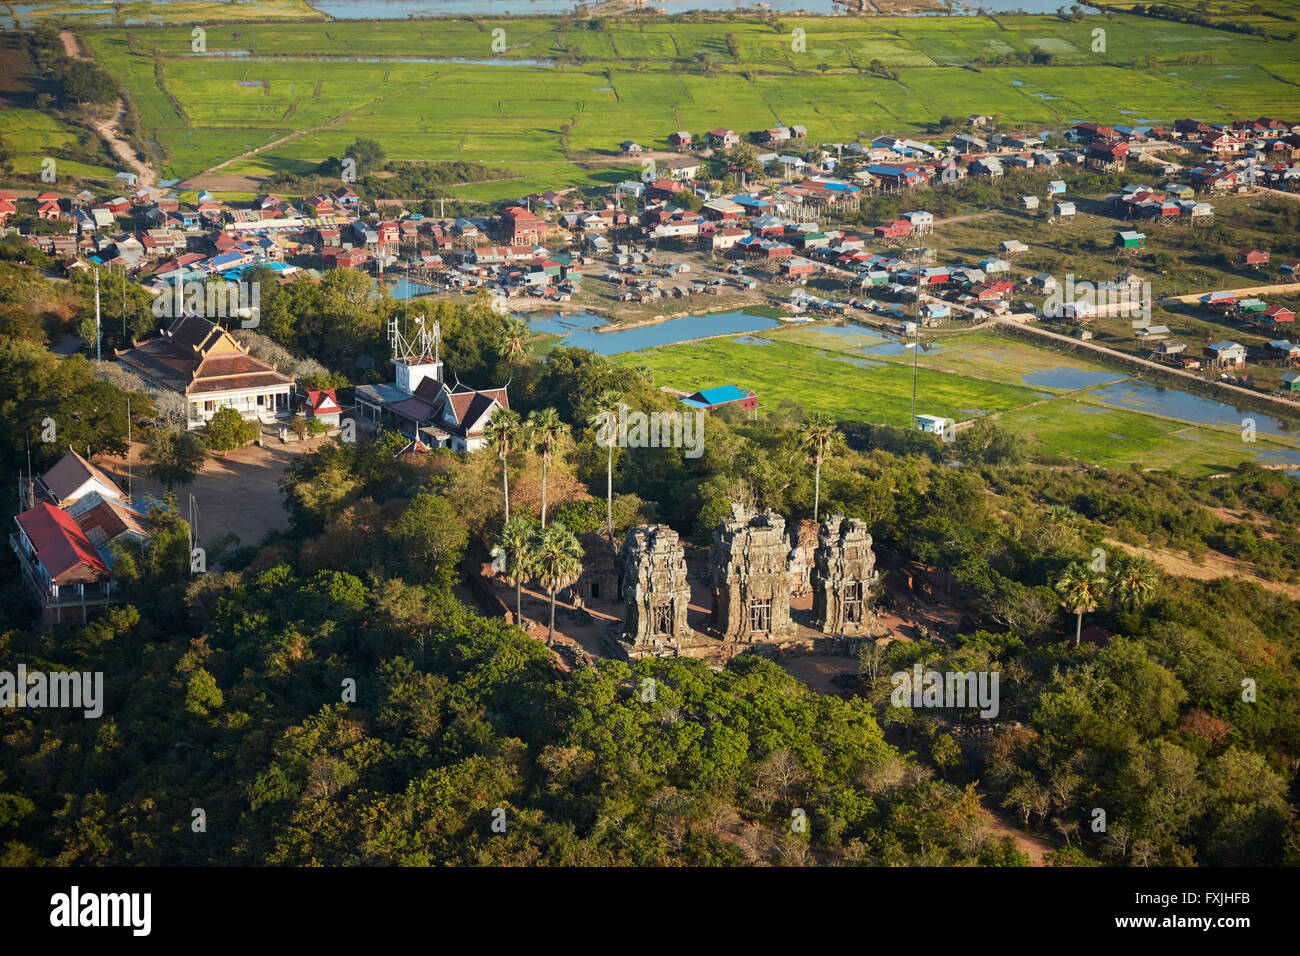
[606,503,879,662]
[617,524,694,657]
[709,505,796,642]
[810,514,876,636]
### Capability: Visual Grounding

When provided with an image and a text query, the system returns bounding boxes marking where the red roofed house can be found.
[502,206,545,245]
[1238,248,1270,266]
[874,219,912,239]
[1262,304,1295,326]
[1202,132,1240,154]
[12,502,112,623]
[11,448,158,625]
[304,388,342,427]
[1087,140,1129,171]
[115,314,293,428]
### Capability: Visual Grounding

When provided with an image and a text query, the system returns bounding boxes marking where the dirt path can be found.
[186,85,410,184]
[89,98,158,189]
[59,29,158,190]
[1103,536,1300,600]
[974,802,1054,865]
[1157,281,1300,305]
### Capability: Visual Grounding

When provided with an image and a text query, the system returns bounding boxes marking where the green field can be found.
[615,324,1300,476]
[613,330,1045,424]
[76,12,1300,197]
[5,0,325,28]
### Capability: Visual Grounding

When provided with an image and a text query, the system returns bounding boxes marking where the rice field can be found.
[76,12,1299,195]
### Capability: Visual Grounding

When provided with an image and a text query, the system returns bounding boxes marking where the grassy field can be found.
[4,0,325,28]
[612,331,1045,424]
[614,322,1300,475]
[76,12,1300,196]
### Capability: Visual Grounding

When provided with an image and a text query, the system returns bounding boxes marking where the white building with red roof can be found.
[115,314,293,428]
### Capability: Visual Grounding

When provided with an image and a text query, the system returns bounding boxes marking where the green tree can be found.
[588,388,622,537]
[801,413,841,522]
[141,428,207,491]
[484,407,522,521]
[390,490,469,590]
[204,406,258,452]
[497,316,531,367]
[1108,555,1160,611]
[1055,561,1104,647]
[491,514,536,625]
[531,521,582,646]
[345,138,386,177]
[526,407,565,527]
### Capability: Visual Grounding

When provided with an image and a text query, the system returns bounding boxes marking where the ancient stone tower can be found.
[811,514,876,635]
[708,504,795,641]
[619,524,693,655]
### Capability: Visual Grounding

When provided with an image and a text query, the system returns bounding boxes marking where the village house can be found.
[1204,340,1247,367]
[12,451,155,625]
[708,128,740,149]
[303,388,342,427]
[680,385,757,415]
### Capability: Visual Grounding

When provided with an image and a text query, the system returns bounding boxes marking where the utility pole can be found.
[126,397,132,498]
[910,270,920,428]
[94,267,101,362]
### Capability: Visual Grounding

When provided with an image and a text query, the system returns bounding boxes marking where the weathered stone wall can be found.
[576,532,621,605]
[708,504,795,640]
[811,514,876,635]
[618,524,693,655]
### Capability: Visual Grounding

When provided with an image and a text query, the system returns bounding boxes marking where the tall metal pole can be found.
[94,268,101,362]
[910,272,919,427]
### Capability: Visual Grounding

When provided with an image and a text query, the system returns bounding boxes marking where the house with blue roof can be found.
[680,385,758,414]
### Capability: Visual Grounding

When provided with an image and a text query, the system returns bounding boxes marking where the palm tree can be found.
[497,316,530,366]
[484,407,522,521]
[1108,555,1160,612]
[1055,561,1104,647]
[526,407,565,527]
[531,521,583,647]
[588,389,622,538]
[491,514,536,626]
[801,413,840,522]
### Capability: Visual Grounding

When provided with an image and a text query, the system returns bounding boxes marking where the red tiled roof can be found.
[306,388,340,413]
[15,502,110,585]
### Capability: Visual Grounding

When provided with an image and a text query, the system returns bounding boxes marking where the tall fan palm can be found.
[588,389,623,537]
[531,521,583,647]
[497,316,530,366]
[801,413,841,522]
[527,407,565,527]
[484,407,522,521]
[1055,561,1104,647]
[491,514,536,627]
[1108,555,1160,612]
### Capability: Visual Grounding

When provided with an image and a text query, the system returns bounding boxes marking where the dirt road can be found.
[58,29,158,190]
[996,317,1300,415]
